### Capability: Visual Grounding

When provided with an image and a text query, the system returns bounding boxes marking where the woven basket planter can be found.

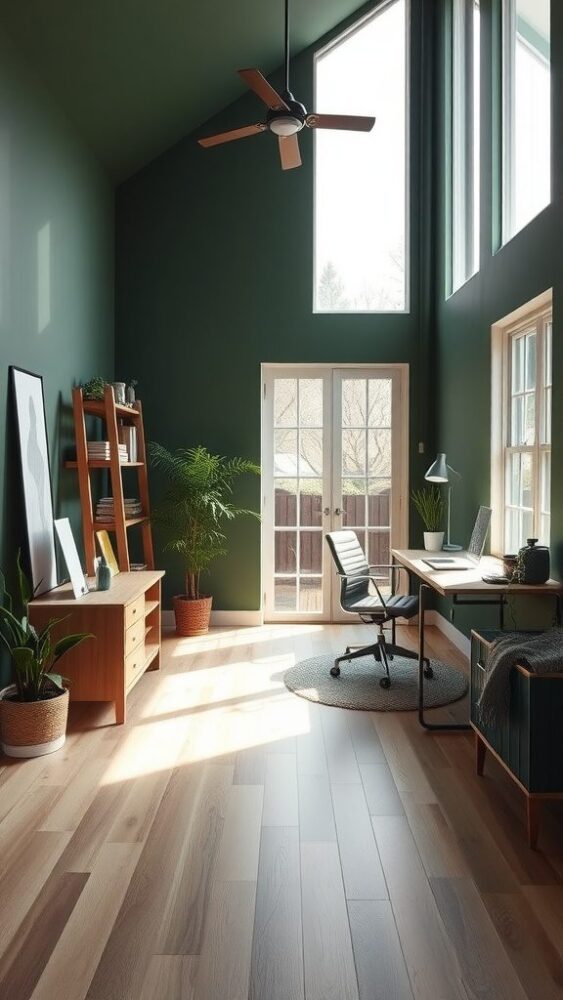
[173,595,212,636]
[0,685,69,758]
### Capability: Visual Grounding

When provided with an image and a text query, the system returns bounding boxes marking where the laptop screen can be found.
[468,506,492,560]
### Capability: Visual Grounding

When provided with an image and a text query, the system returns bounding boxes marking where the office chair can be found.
[325,530,433,689]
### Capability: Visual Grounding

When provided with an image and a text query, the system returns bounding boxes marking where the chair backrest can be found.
[325,530,370,607]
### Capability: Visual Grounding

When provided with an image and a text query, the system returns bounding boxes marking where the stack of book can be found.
[87,441,128,463]
[95,498,143,523]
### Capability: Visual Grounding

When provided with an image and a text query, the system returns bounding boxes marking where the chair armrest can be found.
[367,563,409,596]
[336,572,388,608]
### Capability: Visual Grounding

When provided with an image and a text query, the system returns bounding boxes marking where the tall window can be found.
[314,0,407,313]
[451,0,480,293]
[502,0,551,242]
[491,295,552,554]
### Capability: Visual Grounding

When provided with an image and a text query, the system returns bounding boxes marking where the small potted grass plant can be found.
[411,486,446,552]
[150,444,260,636]
[0,554,92,757]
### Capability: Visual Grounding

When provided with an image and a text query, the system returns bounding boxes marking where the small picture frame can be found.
[95,530,119,576]
[55,518,89,599]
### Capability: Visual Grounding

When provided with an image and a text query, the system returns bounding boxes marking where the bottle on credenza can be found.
[96,554,112,591]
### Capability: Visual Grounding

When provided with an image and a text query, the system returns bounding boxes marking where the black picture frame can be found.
[9,366,58,596]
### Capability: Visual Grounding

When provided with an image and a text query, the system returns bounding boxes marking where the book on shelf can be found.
[95,497,143,521]
[88,441,128,463]
[121,426,138,463]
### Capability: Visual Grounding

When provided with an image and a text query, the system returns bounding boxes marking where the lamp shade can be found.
[425,452,449,483]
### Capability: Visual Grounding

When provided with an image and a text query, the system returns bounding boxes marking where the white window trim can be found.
[450,0,480,297]
[312,0,411,315]
[490,288,552,555]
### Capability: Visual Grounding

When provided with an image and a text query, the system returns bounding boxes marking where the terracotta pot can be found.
[0,685,69,758]
[173,595,212,636]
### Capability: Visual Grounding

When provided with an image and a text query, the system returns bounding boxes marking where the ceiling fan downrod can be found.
[284,0,291,95]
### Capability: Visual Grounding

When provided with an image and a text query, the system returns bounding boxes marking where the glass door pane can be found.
[332,371,401,621]
[267,373,330,618]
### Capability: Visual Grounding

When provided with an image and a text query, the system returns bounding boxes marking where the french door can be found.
[262,364,408,622]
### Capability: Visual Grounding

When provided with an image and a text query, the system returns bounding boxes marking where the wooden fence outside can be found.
[275,489,391,574]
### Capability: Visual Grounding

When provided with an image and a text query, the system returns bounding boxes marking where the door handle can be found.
[323,507,330,516]
[335,508,343,516]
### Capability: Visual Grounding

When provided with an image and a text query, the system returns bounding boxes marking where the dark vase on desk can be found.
[517,539,550,585]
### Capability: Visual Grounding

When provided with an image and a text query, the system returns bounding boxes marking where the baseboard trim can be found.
[425,610,470,657]
[161,609,264,628]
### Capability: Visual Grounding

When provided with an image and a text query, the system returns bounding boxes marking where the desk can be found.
[391,549,563,732]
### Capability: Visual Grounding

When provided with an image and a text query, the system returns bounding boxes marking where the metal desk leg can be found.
[418,582,471,732]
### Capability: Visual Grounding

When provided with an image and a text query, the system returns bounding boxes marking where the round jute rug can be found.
[284,653,468,712]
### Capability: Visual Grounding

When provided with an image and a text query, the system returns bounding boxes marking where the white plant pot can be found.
[423,531,444,552]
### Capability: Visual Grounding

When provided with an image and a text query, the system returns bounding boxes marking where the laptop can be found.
[423,506,492,571]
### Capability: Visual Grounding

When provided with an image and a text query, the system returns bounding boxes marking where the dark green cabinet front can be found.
[470,630,563,794]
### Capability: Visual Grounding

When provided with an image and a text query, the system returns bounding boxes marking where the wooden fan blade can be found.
[238,68,290,111]
[198,123,265,148]
[306,113,375,132]
[278,134,302,171]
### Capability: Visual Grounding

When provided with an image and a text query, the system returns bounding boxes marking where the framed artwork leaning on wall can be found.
[10,366,58,596]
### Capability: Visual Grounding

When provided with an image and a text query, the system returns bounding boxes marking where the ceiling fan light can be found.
[269,115,302,136]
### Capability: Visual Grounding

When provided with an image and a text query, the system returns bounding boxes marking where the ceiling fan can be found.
[197,0,376,170]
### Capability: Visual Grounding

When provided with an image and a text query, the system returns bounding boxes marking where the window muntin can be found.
[451,0,480,294]
[502,0,551,243]
[313,0,408,313]
[503,311,551,552]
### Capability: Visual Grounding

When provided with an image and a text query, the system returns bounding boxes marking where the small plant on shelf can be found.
[150,444,260,636]
[0,552,92,757]
[411,485,446,551]
[81,376,108,400]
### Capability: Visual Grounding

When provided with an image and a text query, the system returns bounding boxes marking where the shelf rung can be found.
[82,399,140,422]
[93,516,148,530]
[65,460,144,469]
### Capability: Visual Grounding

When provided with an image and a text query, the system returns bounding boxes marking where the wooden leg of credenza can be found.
[475,732,487,776]
[115,689,126,726]
[527,797,541,850]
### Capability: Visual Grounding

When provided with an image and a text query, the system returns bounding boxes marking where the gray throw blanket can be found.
[478,628,563,729]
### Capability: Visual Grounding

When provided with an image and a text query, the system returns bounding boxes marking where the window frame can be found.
[490,290,552,556]
[312,0,410,315]
[501,0,551,245]
[449,0,480,297]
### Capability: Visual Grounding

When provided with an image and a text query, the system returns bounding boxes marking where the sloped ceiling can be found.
[0,0,368,180]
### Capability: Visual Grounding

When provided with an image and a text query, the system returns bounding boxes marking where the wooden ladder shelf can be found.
[67,385,155,574]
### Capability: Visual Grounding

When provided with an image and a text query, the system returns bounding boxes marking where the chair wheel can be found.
[330,666,341,678]
[424,664,434,679]
[379,676,391,689]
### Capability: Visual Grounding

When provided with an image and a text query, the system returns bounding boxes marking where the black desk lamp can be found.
[425,453,462,552]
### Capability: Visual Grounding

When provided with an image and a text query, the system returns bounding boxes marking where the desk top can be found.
[30,570,164,608]
[392,549,562,598]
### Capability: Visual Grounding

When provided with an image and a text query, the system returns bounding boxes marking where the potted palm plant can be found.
[0,554,92,757]
[150,444,260,636]
[411,486,446,551]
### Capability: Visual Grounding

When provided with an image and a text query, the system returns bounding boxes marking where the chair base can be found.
[331,636,432,689]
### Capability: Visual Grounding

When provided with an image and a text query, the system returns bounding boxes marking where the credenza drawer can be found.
[125,596,144,631]
[125,621,145,657]
[125,642,146,689]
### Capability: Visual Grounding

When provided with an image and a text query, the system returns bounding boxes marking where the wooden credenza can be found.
[29,570,164,724]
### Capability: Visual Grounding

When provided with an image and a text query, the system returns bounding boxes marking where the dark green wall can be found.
[0,28,114,649]
[433,0,562,632]
[116,1,436,610]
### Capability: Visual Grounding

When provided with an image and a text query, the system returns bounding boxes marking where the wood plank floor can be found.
[1,623,563,1000]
